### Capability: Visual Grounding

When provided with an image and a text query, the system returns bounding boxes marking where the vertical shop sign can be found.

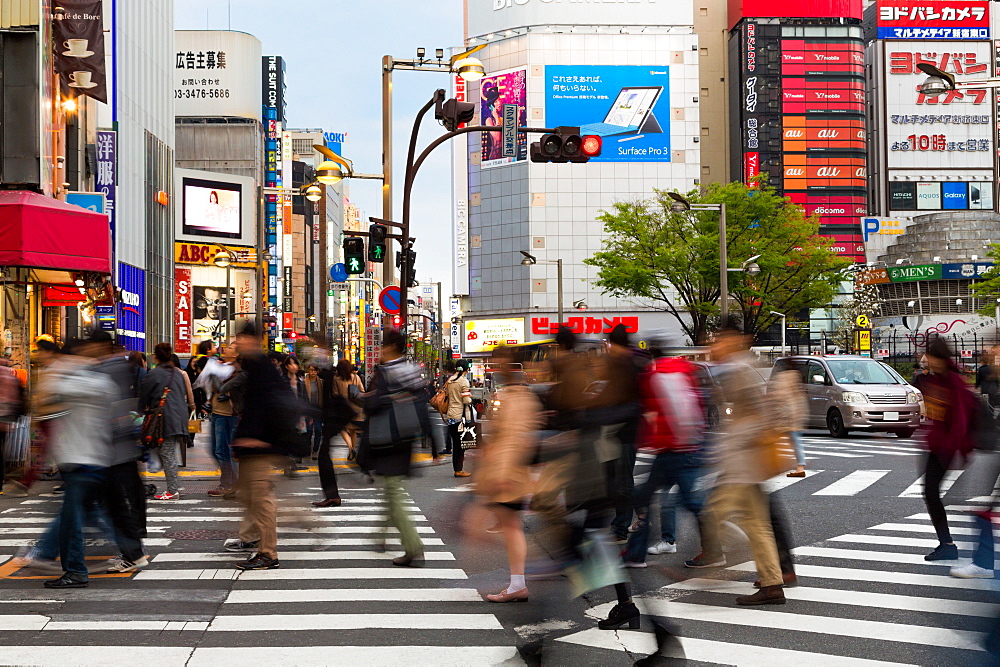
[95,130,116,235]
[174,267,192,354]
[53,0,108,103]
[116,263,145,352]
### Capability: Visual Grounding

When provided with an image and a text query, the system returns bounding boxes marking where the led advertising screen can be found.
[463,318,525,354]
[888,181,993,210]
[480,67,527,168]
[545,65,670,162]
[182,177,242,239]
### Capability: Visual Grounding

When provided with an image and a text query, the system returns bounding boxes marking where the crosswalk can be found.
[554,494,998,664]
[0,486,522,666]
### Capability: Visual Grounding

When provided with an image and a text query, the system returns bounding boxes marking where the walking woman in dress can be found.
[443,360,473,478]
[476,346,542,602]
[333,359,365,460]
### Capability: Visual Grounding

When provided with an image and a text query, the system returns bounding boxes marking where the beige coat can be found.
[476,384,542,504]
[768,370,807,434]
[715,354,777,484]
[445,373,472,420]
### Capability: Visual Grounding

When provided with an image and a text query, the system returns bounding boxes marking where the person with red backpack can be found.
[623,331,716,568]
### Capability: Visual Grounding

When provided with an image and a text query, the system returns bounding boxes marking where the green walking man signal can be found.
[368,224,387,263]
[344,237,365,275]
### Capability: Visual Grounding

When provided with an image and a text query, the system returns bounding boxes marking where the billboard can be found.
[877,0,989,40]
[781,77,865,113]
[470,0,694,37]
[116,263,145,352]
[727,0,863,30]
[175,168,256,247]
[782,117,866,152]
[544,65,670,163]
[780,39,864,75]
[54,0,108,103]
[480,68,527,168]
[890,180,996,210]
[175,267,192,355]
[884,42,993,169]
[782,155,867,189]
[175,31,262,119]
[463,318,525,354]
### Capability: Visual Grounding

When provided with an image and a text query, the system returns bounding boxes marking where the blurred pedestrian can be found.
[332,359,365,460]
[696,323,785,605]
[357,329,428,566]
[224,326,301,570]
[443,360,474,477]
[127,351,147,397]
[139,343,196,500]
[921,336,976,562]
[5,339,59,497]
[186,340,215,418]
[206,342,241,497]
[88,331,149,573]
[35,339,117,588]
[769,368,808,477]
[280,355,307,477]
[623,331,708,568]
[976,347,1000,407]
[304,364,324,459]
[477,346,542,602]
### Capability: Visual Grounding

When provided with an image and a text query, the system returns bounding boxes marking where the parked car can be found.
[690,361,768,429]
[772,355,921,438]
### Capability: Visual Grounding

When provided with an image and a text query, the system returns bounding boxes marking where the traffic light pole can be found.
[398,109,558,331]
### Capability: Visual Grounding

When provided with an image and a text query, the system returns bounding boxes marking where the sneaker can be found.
[235,553,280,570]
[648,540,677,555]
[628,518,645,533]
[685,551,727,568]
[13,548,62,574]
[924,543,959,561]
[623,560,648,568]
[950,563,994,579]
[154,491,180,501]
[222,488,237,500]
[106,555,149,574]
[224,538,260,553]
[207,486,231,497]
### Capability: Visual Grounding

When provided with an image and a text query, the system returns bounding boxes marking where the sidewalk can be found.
[140,429,439,480]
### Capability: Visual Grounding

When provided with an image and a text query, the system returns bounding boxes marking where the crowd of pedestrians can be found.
[0,322,997,660]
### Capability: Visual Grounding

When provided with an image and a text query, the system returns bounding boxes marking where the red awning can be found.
[0,191,111,273]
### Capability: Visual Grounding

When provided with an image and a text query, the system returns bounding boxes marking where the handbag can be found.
[140,385,171,450]
[430,381,449,414]
[756,430,793,479]
[459,405,478,450]
[368,393,423,447]
[188,411,202,434]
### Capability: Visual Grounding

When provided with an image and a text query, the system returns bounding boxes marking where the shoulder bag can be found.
[368,392,423,448]
[429,380,450,415]
[141,384,172,450]
[459,404,478,450]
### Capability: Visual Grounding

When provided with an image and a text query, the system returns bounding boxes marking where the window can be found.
[807,361,828,385]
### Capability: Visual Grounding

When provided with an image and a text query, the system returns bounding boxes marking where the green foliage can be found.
[584,177,851,344]
[971,243,1000,316]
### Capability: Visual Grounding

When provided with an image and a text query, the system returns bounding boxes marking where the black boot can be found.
[598,602,641,630]
[736,585,786,606]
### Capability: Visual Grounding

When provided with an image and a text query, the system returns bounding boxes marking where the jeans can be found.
[308,418,324,454]
[790,431,806,467]
[924,451,955,544]
[610,419,639,538]
[973,513,996,570]
[57,465,107,576]
[37,502,117,561]
[101,461,147,561]
[625,451,706,562]
[448,422,466,472]
[211,414,239,489]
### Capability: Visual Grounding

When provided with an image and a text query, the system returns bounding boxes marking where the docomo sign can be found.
[464,317,525,354]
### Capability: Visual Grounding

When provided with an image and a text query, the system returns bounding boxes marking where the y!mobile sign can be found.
[877,0,990,40]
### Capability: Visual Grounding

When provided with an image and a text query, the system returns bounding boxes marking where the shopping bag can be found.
[564,530,628,598]
[756,430,793,479]
[187,411,202,434]
[458,405,478,450]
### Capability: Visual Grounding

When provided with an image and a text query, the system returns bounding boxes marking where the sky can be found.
[174,0,465,296]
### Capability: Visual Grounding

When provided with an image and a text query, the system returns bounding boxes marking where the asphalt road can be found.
[0,431,998,666]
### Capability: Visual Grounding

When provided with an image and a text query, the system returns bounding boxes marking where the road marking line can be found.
[139,506,420,513]
[151,551,455,562]
[905,513,980,523]
[827,534,975,550]
[669,577,1000,617]
[813,470,890,496]
[899,470,963,498]
[273,526,436,535]
[594,600,985,651]
[0,647,194,666]
[802,451,873,459]
[43,620,209,631]
[207,613,502,631]
[869,523,979,536]
[0,615,49,630]
[186,646,522,667]
[791,545,974,566]
[763,470,824,493]
[555,629,911,667]
[133,567,468,581]
[141,515,428,522]
[223,588,484,604]
[728,561,995,590]
[269,538,445,547]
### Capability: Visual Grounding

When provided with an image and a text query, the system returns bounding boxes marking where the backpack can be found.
[638,357,706,454]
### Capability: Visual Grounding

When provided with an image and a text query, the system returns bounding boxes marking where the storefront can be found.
[0,191,112,369]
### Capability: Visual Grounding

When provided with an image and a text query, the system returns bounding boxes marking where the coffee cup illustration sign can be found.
[69,71,96,89]
[63,39,93,57]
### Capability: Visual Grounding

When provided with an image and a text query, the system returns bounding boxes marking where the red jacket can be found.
[637,357,705,454]
[921,361,976,459]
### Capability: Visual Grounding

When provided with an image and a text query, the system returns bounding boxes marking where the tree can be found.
[971,243,1000,316]
[832,280,881,352]
[584,178,851,344]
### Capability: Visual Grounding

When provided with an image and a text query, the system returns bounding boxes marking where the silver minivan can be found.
[772,355,922,438]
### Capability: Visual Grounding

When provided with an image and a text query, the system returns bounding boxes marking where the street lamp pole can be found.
[719,204,728,323]
[556,258,564,327]
[770,310,787,356]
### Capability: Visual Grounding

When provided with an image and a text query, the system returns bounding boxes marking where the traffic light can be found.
[262,315,277,327]
[368,224,387,263]
[436,97,476,132]
[404,249,417,288]
[344,237,365,274]
[391,315,402,328]
[530,127,602,163]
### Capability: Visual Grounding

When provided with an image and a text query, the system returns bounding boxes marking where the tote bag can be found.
[368,393,423,447]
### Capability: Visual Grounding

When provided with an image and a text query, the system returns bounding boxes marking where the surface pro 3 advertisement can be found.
[544,65,671,162]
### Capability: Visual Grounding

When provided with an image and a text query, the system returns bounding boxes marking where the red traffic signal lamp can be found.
[530,127,601,163]
[391,315,402,328]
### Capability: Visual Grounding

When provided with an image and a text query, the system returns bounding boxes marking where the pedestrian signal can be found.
[344,237,365,275]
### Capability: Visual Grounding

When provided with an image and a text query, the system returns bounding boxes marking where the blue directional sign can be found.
[329,262,348,283]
